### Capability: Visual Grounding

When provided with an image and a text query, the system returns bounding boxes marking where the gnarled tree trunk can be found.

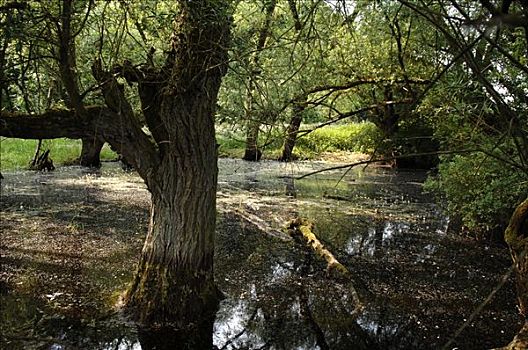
[1,0,231,338]
[122,0,231,332]
[503,198,528,349]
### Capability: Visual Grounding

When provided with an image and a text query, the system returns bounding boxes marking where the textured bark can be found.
[91,60,160,183]
[3,0,231,332]
[0,108,95,139]
[55,0,102,167]
[0,106,159,182]
[79,136,105,167]
[123,0,230,329]
[503,198,528,349]
[125,189,220,326]
[279,97,306,162]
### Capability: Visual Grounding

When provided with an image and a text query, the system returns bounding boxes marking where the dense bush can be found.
[215,122,381,159]
[425,152,528,239]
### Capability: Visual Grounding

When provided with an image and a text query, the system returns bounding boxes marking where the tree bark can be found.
[56,0,103,167]
[79,136,105,167]
[279,96,306,162]
[503,198,528,349]
[0,108,97,139]
[123,0,231,330]
[243,121,262,161]
[2,0,232,334]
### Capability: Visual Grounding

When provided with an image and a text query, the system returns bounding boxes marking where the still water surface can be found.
[0,159,520,349]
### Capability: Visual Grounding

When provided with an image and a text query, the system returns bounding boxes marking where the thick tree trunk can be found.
[123,0,230,331]
[243,122,262,161]
[503,198,528,349]
[279,97,306,162]
[78,137,104,167]
[125,185,219,327]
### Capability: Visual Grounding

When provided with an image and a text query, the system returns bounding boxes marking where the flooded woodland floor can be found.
[0,158,521,349]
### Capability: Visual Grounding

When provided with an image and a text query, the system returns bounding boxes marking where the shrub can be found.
[425,152,528,239]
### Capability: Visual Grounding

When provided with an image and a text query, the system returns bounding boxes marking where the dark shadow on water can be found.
[137,322,215,350]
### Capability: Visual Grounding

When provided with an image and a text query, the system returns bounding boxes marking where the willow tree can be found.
[1,0,232,330]
[123,0,232,326]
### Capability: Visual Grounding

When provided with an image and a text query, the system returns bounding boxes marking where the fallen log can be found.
[286,217,349,276]
[286,217,363,311]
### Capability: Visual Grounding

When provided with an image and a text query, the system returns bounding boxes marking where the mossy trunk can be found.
[503,198,528,349]
[125,152,220,328]
[124,0,229,330]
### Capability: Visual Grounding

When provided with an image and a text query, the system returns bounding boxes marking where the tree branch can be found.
[0,108,94,139]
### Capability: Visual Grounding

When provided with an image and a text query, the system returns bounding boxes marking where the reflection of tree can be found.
[137,322,215,350]
[282,176,297,198]
[373,219,386,258]
[298,287,330,350]
[217,308,259,350]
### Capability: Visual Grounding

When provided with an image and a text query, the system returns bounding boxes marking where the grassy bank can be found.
[217,122,380,160]
[1,122,379,171]
[0,138,117,170]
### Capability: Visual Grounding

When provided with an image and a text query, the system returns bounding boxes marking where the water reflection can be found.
[1,159,520,349]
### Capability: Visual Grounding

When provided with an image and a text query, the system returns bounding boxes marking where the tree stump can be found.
[30,150,55,171]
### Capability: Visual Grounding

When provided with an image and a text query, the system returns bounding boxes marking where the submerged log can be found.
[286,218,349,276]
[286,217,363,311]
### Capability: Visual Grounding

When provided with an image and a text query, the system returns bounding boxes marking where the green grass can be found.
[296,122,381,154]
[216,122,380,159]
[0,138,117,170]
[1,122,379,170]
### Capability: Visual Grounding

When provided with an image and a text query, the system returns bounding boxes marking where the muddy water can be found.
[0,159,520,349]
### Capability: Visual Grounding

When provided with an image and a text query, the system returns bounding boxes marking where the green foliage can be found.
[0,138,116,170]
[295,122,381,154]
[215,122,379,159]
[425,152,528,237]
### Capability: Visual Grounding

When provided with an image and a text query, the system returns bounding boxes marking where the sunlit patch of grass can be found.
[216,122,380,160]
[296,122,381,154]
[0,138,117,170]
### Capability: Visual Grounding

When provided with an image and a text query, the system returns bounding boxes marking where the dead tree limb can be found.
[287,218,349,276]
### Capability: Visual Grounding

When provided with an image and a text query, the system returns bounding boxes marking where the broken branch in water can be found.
[287,217,349,276]
[286,217,363,310]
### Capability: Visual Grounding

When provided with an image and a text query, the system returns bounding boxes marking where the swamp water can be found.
[0,159,520,349]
